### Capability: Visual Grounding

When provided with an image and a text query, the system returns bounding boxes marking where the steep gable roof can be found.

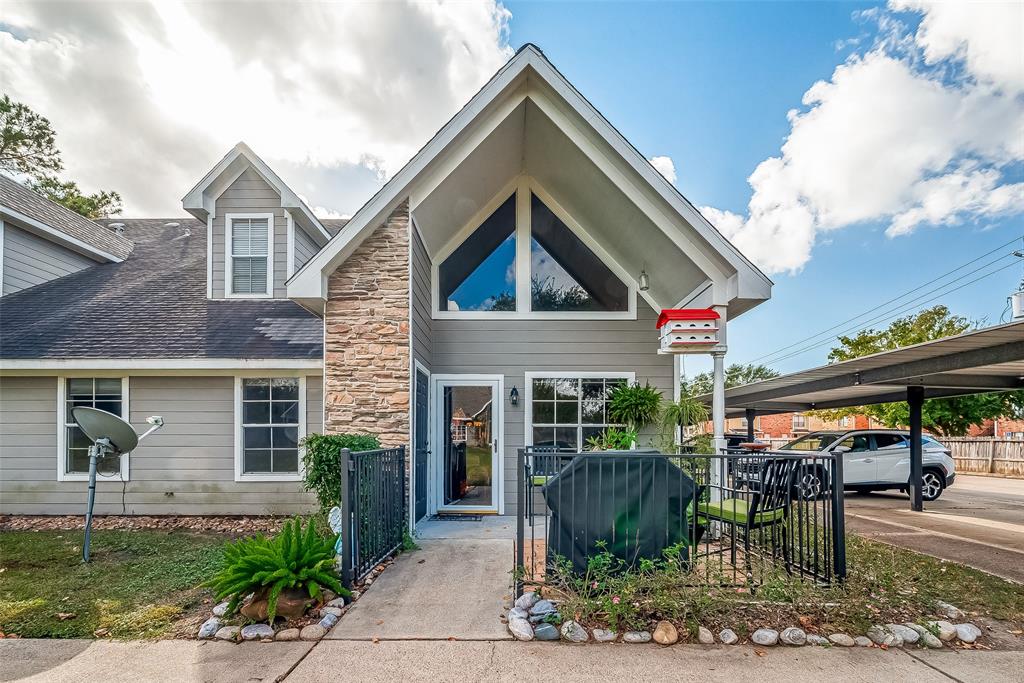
[182,142,331,241]
[0,174,133,261]
[288,44,771,314]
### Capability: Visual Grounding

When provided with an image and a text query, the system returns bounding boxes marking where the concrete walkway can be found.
[3,639,1021,683]
[327,536,513,641]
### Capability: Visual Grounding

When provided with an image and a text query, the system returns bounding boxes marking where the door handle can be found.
[863,458,873,463]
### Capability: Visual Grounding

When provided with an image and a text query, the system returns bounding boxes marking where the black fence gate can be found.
[338,446,406,587]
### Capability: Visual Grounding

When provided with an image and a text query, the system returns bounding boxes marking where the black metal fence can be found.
[339,446,406,587]
[515,447,846,596]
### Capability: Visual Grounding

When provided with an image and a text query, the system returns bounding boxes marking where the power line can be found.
[745,235,1023,366]
[754,258,1020,367]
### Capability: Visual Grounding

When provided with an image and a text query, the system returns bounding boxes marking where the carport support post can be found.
[711,350,727,502]
[908,386,924,512]
[745,408,756,442]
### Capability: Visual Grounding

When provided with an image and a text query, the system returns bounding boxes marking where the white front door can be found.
[431,375,503,514]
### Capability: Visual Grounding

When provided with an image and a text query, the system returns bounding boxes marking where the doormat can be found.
[432,514,483,522]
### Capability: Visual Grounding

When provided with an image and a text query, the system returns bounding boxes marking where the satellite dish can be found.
[71,407,164,563]
[72,407,139,454]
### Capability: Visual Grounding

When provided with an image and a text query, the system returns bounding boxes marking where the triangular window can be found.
[530,194,628,312]
[438,195,517,311]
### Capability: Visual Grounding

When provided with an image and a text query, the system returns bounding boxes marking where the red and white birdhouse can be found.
[656,308,720,353]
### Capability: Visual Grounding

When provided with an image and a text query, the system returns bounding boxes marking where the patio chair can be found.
[696,457,799,570]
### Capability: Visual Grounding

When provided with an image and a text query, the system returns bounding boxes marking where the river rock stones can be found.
[508,618,534,641]
[197,617,221,639]
[560,620,589,643]
[592,628,618,642]
[697,626,715,644]
[240,624,274,641]
[515,592,539,611]
[751,628,779,646]
[928,620,957,642]
[719,629,739,645]
[623,630,652,643]
[534,623,559,641]
[652,621,679,645]
[954,623,982,643]
[780,627,806,646]
[829,633,855,647]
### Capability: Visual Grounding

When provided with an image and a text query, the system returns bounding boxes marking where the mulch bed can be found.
[0,515,286,535]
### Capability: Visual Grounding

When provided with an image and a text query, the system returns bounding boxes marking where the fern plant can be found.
[205,517,349,622]
[607,381,663,432]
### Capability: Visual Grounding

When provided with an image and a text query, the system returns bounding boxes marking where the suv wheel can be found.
[795,468,825,500]
[919,470,945,502]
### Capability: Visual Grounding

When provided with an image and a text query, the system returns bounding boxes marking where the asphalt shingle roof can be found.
[0,175,134,260]
[0,218,322,360]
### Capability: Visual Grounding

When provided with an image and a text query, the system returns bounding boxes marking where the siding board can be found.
[0,374,321,515]
[2,223,96,295]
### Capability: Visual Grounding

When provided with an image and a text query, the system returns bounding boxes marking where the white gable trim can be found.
[0,205,123,263]
[183,142,331,241]
[288,45,770,307]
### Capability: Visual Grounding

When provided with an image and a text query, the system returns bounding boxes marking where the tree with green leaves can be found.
[0,95,62,177]
[813,305,1023,435]
[689,363,780,396]
[26,176,122,220]
[1,94,122,219]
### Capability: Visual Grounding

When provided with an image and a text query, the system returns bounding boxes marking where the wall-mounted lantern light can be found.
[509,385,519,406]
[639,269,650,292]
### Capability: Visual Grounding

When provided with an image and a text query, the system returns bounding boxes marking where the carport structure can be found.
[714,320,1024,511]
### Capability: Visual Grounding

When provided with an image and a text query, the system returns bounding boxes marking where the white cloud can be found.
[701,1,1024,274]
[649,155,677,184]
[0,1,512,215]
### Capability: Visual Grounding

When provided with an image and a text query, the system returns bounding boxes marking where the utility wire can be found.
[754,258,1020,367]
[745,235,1023,365]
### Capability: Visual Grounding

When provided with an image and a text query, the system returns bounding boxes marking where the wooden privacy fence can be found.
[942,438,1024,477]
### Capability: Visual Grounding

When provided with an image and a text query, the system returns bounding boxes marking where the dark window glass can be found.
[530,377,626,450]
[242,378,300,474]
[874,434,908,450]
[64,378,124,474]
[530,194,628,312]
[439,195,516,311]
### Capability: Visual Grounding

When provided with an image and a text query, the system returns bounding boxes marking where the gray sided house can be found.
[0,45,771,523]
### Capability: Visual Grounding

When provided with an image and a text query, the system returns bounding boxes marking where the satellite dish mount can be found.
[71,407,164,562]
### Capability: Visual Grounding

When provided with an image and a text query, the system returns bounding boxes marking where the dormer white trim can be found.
[182,142,331,242]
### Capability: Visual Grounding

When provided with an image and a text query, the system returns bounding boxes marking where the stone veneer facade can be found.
[324,203,410,447]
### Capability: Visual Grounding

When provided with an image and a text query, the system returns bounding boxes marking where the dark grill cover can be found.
[542,452,698,573]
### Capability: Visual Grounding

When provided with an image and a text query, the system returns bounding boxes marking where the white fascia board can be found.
[524,51,772,295]
[0,205,124,263]
[0,358,323,372]
[182,143,330,241]
[287,48,533,301]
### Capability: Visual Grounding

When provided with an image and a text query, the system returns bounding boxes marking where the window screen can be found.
[530,194,628,312]
[231,217,270,295]
[65,378,124,474]
[438,195,516,311]
[241,378,300,474]
[531,376,627,450]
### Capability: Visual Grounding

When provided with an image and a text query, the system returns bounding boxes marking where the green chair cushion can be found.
[697,498,786,526]
[531,475,551,486]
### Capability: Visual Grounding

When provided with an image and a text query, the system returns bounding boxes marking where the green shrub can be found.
[585,426,639,451]
[205,517,348,622]
[301,433,381,511]
[608,382,662,432]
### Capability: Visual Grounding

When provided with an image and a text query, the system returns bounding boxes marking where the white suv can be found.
[776,430,956,501]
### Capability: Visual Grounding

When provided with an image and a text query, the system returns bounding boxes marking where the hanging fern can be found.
[607,381,663,432]
[205,517,349,622]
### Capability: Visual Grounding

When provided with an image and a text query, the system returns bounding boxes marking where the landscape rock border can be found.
[504,594,988,651]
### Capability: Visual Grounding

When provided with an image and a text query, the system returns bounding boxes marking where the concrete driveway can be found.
[845,474,1024,582]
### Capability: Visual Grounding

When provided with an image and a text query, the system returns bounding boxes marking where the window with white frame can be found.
[435,182,632,317]
[238,378,302,477]
[62,378,127,478]
[792,413,808,430]
[529,375,630,451]
[228,215,271,295]
[838,416,851,428]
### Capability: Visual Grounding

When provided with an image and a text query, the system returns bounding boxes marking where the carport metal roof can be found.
[712,320,1024,417]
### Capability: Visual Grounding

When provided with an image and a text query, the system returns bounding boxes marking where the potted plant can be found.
[606,382,662,448]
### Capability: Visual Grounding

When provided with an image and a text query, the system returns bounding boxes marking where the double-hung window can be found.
[59,377,128,480]
[236,377,304,480]
[527,373,633,451]
[228,214,272,296]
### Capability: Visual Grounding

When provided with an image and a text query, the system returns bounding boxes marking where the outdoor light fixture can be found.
[509,385,519,406]
[639,269,650,292]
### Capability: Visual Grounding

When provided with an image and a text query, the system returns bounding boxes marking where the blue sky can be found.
[502,1,1024,375]
[4,1,1021,378]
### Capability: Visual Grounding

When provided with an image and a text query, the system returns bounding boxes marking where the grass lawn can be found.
[466,445,492,486]
[0,529,225,639]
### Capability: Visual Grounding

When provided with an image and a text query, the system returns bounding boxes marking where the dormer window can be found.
[227,213,273,297]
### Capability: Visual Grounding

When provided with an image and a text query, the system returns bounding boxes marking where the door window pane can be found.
[439,195,516,312]
[530,194,628,312]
